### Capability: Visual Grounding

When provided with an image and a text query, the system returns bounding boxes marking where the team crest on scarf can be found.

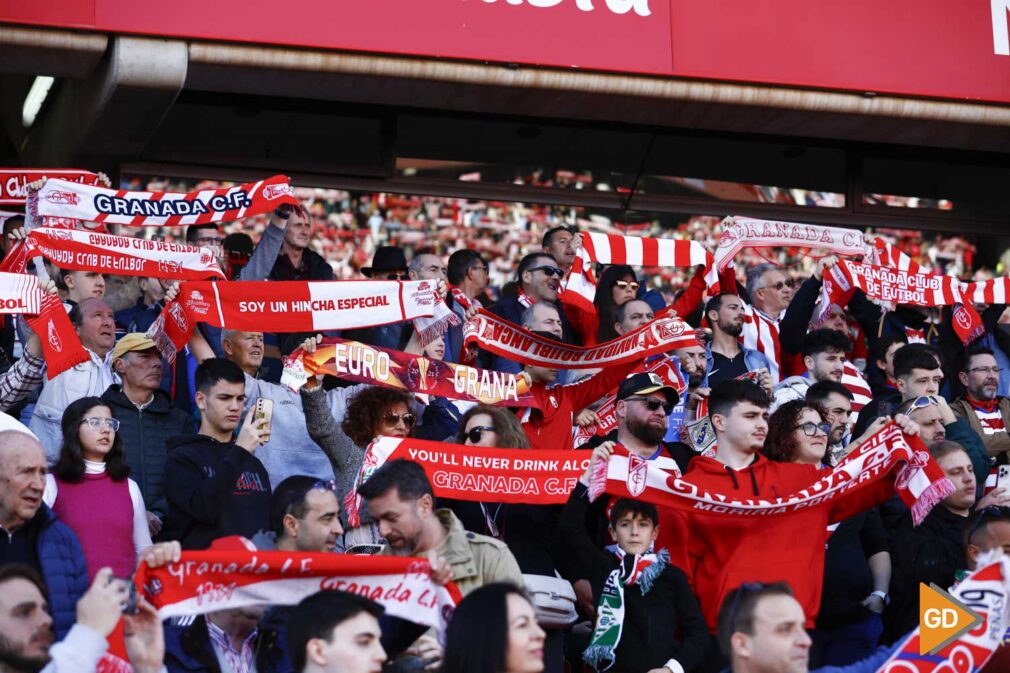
[626,454,648,497]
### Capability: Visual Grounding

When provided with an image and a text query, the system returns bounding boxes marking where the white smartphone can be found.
[253,398,274,441]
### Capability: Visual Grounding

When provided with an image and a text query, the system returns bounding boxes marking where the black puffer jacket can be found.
[101,384,195,518]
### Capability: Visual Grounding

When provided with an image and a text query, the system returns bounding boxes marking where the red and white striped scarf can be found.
[36,175,298,226]
[0,227,226,280]
[564,232,712,313]
[740,305,784,383]
[591,423,952,527]
[134,548,460,634]
[0,272,43,315]
[0,169,100,205]
[841,361,872,423]
[963,277,1010,305]
[517,288,536,309]
[449,285,481,312]
[148,280,450,361]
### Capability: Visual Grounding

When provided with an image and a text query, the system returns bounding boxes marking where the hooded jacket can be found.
[100,384,196,517]
[683,452,830,632]
[162,433,271,550]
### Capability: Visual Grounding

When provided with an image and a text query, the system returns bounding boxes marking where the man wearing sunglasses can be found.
[951,346,1010,463]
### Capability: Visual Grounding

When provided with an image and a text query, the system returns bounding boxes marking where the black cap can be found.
[361,246,408,277]
[616,371,679,406]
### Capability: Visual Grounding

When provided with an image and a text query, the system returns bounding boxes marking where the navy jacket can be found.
[35,505,89,639]
[165,615,290,673]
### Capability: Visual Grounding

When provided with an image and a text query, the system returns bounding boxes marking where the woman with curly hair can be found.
[593,264,640,344]
[302,379,415,546]
[43,396,152,579]
[763,399,832,466]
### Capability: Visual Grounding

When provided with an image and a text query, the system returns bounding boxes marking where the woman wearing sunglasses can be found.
[302,382,416,547]
[442,405,566,673]
[592,265,640,344]
[43,396,152,580]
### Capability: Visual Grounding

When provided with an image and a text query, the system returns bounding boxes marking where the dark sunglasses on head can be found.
[528,265,564,278]
[967,505,1009,545]
[794,422,832,437]
[465,426,495,444]
[382,412,416,428]
[626,396,673,415]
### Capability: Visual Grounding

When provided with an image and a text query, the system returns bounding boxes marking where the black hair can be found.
[800,328,851,358]
[271,475,324,536]
[959,345,996,374]
[717,582,795,659]
[609,498,659,528]
[708,379,770,418]
[0,563,48,601]
[194,357,245,394]
[516,252,557,283]
[872,333,908,367]
[595,265,637,342]
[441,583,531,673]
[893,344,941,380]
[805,380,853,405]
[966,506,1010,547]
[704,293,738,321]
[286,590,385,673]
[356,458,433,502]
[541,225,577,250]
[446,249,485,286]
[185,223,220,244]
[53,397,130,483]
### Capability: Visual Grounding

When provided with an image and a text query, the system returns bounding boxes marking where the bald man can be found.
[0,431,87,638]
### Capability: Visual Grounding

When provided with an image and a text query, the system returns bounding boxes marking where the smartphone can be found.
[108,575,138,615]
[999,465,1010,491]
[345,544,384,556]
[254,398,274,441]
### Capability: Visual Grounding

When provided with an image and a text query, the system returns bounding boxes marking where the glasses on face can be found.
[385,272,410,281]
[968,366,1003,375]
[470,264,489,274]
[760,279,794,292]
[80,417,120,431]
[465,426,496,444]
[626,397,673,415]
[381,412,416,429]
[528,265,564,278]
[794,422,831,437]
[615,280,640,291]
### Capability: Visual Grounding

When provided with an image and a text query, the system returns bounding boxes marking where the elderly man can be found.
[29,298,118,461]
[101,333,195,537]
[0,431,87,638]
[269,209,334,282]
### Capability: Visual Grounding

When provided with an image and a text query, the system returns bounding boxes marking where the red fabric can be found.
[521,358,643,450]
[25,294,89,379]
[668,265,709,318]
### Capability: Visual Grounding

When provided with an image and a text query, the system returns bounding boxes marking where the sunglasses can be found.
[465,426,495,444]
[80,417,120,431]
[626,396,673,415]
[901,395,940,415]
[794,422,832,437]
[528,265,564,278]
[726,582,768,632]
[615,280,640,291]
[382,412,416,428]
[760,279,795,291]
[385,272,410,281]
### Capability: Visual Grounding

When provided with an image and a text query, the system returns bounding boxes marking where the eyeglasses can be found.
[465,426,496,444]
[794,422,831,437]
[968,366,1003,375]
[385,272,410,281]
[625,396,673,415]
[470,264,489,274]
[759,279,795,292]
[80,417,120,431]
[615,280,640,291]
[528,265,564,278]
[967,505,1009,545]
[381,412,416,428]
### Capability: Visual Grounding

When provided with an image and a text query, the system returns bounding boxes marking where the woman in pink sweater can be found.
[43,396,152,580]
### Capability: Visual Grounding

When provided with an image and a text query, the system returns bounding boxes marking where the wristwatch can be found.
[870,590,890,605]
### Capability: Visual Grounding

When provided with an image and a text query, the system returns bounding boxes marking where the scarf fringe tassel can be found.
[910,477,956,527]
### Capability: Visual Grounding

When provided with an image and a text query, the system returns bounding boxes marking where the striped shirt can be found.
[741,305,783,383]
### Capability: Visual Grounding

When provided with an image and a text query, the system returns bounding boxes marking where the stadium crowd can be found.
[0,172,1009,673]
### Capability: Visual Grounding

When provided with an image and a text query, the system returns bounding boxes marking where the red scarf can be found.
[517,288,536,308]
[134,548,460,634]
[967,395,999,413]
[591,423,952,526]
[822,261,983,344]
[0,169,99,204]
[0,227,226,280]
[462,309,697,369]
[344,436,592,527]
[25,294,89,379]
[36,175,298,226]
[449,285,481,312]
[282,338,538,408]
[148,280,447,361]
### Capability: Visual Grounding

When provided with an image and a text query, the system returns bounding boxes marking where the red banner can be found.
[283,338,538,408]
[0,170,99,205]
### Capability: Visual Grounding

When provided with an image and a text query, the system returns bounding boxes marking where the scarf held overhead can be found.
[344,436,591,527]
[591,423,952,527]
[463,310,697,369]
[282,338,538,408]
[0,227,225,280]
[36,174,298,226]
[134,550,460,634]
[0,169,100,204]
[0,277,89,378]
[148,280,447,360]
